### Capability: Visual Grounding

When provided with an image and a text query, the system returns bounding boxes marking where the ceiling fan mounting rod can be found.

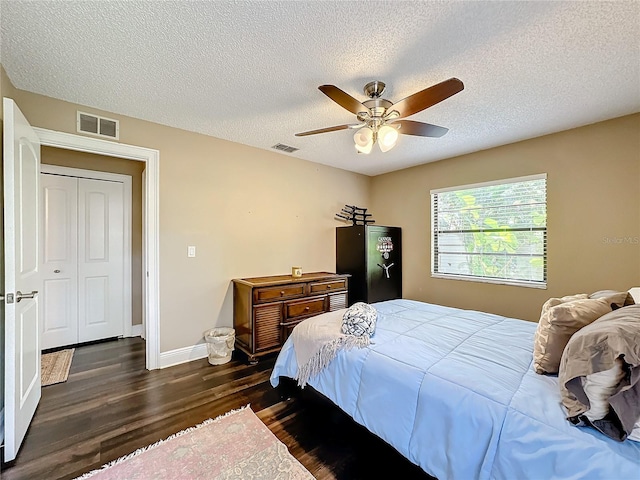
[363,80,386,99]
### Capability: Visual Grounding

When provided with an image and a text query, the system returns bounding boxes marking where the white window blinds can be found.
[431,174,547,288]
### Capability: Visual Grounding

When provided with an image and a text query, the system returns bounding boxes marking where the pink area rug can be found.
[76,406,313,480]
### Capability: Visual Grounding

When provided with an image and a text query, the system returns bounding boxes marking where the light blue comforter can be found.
[270,299,640,479]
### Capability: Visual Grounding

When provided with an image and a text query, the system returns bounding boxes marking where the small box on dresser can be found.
[232,272,349,363]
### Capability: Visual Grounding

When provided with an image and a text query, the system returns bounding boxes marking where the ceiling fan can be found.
[296,78,464,154]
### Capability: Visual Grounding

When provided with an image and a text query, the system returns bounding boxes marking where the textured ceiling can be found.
[1,1,639,176]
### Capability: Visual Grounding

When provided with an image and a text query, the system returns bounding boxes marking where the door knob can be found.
[54,269,61,273]
[16,290,38,302]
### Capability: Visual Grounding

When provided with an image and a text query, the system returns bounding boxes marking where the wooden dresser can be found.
[233,272,349,363]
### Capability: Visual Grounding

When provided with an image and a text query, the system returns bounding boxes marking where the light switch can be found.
[188,245,196,257]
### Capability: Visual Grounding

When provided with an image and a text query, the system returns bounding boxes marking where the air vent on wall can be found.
[77,111,119,139]
[271,143,299,153]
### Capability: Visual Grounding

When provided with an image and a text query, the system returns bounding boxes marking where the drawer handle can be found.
[326,285,331,289]
[280,291,285,296]
[305,306,310,311]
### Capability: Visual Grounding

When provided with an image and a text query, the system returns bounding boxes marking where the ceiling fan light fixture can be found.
[354,127,373,146]
[378,125,398,152]
[355,139,373,154]
[356,144,373,154]
[354,127,374,153]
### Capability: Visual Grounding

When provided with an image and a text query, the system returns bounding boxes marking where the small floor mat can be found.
[41,349,75,386]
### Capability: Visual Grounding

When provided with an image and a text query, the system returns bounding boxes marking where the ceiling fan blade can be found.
[318,85,371,116]
[394,120,449,137]
[390,78,464,119]
[295,124,356,137]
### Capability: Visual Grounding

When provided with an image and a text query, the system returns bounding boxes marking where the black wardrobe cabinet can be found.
[336,225,402,305]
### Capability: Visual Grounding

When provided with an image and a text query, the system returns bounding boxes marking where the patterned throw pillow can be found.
[341,302,377,337]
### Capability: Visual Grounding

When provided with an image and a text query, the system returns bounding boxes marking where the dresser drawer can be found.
[254,283,305,303]
[285,297,326,320]
[281,319,304,343]
[309,279,347,295]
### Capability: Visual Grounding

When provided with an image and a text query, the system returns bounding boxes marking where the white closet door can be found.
[40,174,79,350]
[78,178,125,343]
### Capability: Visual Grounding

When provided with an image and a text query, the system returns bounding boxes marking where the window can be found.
[431,174,547,288]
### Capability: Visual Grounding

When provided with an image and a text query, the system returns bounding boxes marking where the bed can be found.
[270,299,640,479]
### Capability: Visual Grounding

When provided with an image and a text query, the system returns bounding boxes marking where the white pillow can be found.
[629,419,640,442]
[581,358,625,422]
[581,357,640,442]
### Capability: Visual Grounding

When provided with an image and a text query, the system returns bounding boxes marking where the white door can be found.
[41,174,79,349]
[78,178,125,342]
[40,174,125,348]
[3,98,41,462]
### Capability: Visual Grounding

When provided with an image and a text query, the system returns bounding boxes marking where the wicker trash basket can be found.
[203,327,235,365]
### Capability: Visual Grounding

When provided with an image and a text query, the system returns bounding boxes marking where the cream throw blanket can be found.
[292,308,370,387]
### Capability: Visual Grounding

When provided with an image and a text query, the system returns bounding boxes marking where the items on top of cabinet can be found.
[335,204,375,226]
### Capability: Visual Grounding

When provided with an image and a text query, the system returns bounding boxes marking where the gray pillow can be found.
[341,302,377,337]
[589,290,635,310]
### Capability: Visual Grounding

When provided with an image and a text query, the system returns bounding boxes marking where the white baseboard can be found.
[159,343,208,369]
[130,324,143,338]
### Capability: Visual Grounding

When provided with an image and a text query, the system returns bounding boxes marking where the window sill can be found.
[431,273,547,289]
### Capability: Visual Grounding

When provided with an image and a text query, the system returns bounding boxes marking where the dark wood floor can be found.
[1,338,433,479]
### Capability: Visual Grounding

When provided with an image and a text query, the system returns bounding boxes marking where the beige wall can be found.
[41,146,145,326]
[2,61,639,356]
[371,114,640,322]
[6,82,370,352]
